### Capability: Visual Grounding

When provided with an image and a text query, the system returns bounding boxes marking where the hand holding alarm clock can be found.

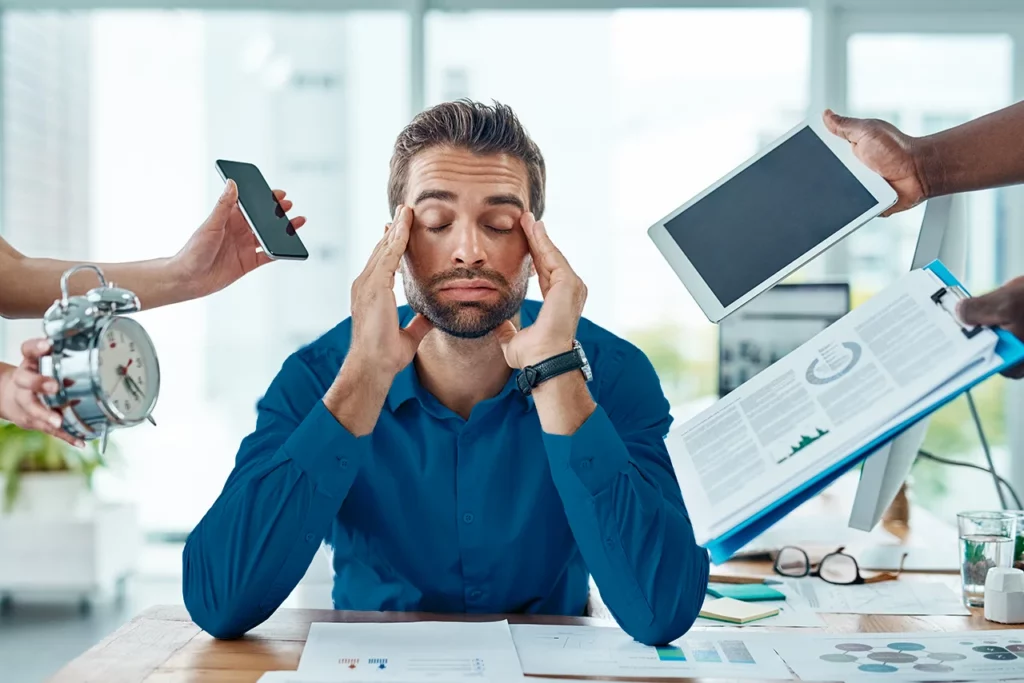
[35,264,160,453]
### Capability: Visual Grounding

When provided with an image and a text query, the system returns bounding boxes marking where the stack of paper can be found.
[665,261,1024,563]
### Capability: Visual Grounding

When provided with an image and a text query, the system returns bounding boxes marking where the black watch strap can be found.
[517,345,584,396]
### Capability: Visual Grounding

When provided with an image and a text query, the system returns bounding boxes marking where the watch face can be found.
[95,317,160,422]
[575,341,593,382]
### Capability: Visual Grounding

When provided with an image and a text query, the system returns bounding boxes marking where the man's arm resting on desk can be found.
[182,354,386,639]
[535,348,710,646]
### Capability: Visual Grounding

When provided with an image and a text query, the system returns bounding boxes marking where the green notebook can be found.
[706,583,786,602]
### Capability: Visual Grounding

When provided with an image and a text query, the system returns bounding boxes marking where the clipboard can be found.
[702,260,1024,565]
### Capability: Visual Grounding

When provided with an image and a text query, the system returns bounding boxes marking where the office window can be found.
[846,33,1013,520]
[2,10,409,533]
[426,8,811,408]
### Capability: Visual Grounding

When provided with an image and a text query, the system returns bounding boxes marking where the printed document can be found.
[666,266,1000,546]
[777,577,970,616]
[297,620,524,682]
[509,623,793,679]
[769,630,1024,682]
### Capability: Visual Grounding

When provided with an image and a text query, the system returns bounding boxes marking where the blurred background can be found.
[2,0,1024,680]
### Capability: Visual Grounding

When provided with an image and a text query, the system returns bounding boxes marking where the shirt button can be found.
[305,533,315,542]
[339,458,349,468]
[463,512,474,524]
[581,459,592,469]
[469,590,482,601]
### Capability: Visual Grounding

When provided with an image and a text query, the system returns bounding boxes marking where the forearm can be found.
[531,371,596,435]
[182,401,370,639]
[323,355,395,436]
[0,251,195,319]
[543,408,709,646]
[918,100,1024,198]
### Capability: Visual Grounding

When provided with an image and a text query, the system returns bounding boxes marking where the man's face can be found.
[400,146,533,339]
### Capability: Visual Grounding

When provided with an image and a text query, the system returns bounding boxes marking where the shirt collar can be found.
[384,304,539,415]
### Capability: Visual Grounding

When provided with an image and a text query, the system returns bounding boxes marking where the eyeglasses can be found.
[773,545,907,585]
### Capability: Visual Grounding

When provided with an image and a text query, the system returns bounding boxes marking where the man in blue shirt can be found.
[182,100,710,646]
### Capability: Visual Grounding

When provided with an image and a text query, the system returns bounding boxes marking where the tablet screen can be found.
[664,126,878,308]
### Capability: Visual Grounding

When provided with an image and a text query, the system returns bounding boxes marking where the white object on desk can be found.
[509,623,794,680]
[777,577,970,616]
[985,567,1024,624]
[297,620,524,682]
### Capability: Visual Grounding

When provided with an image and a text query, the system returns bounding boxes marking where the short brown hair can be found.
[388,99,546,219]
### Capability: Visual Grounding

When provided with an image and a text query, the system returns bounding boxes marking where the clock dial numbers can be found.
[97,319,158,422]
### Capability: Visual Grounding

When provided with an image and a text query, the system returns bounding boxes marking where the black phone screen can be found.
[216,159,308,260]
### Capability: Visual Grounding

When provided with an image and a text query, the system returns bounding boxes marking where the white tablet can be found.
[647,118,898,322]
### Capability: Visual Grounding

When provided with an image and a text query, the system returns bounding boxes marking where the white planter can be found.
[0,471,91,518]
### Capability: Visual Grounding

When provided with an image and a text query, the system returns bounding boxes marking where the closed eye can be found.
[486,226,513,234]
[426,224,451,233]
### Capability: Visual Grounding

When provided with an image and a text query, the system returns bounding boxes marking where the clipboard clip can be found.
[932,286,983,339]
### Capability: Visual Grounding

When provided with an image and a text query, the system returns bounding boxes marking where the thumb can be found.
[208,179,238,226]
[402,313,434,348]
[493,320,517,355]
[958,290,1012,327]
[823,109,863,142]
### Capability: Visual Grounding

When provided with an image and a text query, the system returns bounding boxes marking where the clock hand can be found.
[111,358,134,398]
[124,375,143,400]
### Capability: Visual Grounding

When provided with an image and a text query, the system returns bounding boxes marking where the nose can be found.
[450,222,486,268]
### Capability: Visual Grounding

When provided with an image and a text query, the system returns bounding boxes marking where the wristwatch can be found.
[517,340,593,396]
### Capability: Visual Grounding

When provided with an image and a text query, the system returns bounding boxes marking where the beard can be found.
[403,262,530,339]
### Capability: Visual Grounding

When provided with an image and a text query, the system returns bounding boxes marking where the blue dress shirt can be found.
[182,300,710,645]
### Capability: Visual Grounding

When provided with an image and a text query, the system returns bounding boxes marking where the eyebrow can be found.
[413,189,526,211]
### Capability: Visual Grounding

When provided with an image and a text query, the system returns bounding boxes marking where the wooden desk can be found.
[49,597,1017,683]
[48,502,996,682]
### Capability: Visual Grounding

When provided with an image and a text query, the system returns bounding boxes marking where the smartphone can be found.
[215,159,309,260]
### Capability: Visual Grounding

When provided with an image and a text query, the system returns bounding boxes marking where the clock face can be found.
[95,317,159,422]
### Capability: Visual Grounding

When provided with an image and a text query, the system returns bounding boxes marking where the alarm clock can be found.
[37,264,160,453]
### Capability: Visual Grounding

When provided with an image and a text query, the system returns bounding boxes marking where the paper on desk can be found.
[509,623,793,679]
[297,620,524,681]
[258,674,425,683]
[778,577,970,616]
[768,630,1024,682]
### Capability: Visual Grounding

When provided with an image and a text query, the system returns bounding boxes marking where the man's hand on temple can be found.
[495,212,587,369]
[958,278,1024,379]
[323,205,433,435]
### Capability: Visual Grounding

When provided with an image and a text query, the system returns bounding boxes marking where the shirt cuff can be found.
[542,405,630,496]
[281,399,371,499]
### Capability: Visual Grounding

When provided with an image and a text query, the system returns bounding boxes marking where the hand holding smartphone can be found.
[215,159,309,261]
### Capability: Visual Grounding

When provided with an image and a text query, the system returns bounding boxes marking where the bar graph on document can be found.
[509,624,792,679]
[297,621,525,681]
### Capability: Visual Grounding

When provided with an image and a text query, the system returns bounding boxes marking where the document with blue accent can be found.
[666,260,1024,564]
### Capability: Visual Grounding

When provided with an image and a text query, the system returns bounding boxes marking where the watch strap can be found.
[517,346,585,395]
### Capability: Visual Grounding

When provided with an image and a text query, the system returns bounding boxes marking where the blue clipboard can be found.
[702,260,1024,565]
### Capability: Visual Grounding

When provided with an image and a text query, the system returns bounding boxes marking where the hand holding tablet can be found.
[648,118,898,323]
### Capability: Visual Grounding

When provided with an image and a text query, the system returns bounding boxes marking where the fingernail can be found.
[49,415,62,428]
[45,381,58,393]
[394,205,404,220]
[76,440,86,448]
[37,340,51,352]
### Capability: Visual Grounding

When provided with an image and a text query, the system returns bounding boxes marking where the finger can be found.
[209,179,238,225]
[13,367,57,395]
[277,199,293,213]
[520,213,550,277]
[359,215,400,279]
[22,399,64,432]
[493,320,517,356]
[401,313,434,348]
[272,189,288,201]
[526,218,572,282]
[289,216,306,231]
[373,205,412,276]
[823,109,865,143]
[20,338,52,363]
[957,289,1015,327]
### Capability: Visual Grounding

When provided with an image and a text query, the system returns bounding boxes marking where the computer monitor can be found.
[717,283,851,397]
[848,193,968,531]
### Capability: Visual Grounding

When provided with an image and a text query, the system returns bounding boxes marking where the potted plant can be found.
[0,421,111,517]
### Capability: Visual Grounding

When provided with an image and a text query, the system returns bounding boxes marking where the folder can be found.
[668,260,1024,565]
